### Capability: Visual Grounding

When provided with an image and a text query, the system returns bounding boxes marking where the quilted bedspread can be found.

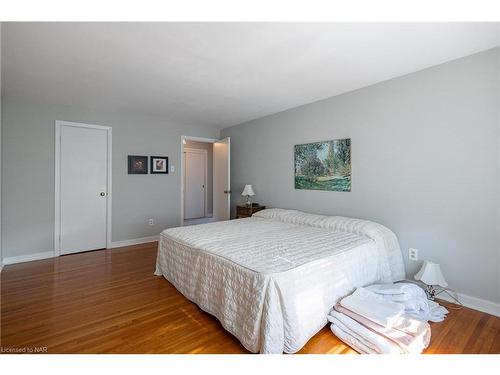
[155,208,405,354]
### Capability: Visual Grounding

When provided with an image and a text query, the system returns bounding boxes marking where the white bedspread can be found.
[155,208,405,353]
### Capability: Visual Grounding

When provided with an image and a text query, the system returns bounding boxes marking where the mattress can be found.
[155,208,405,353]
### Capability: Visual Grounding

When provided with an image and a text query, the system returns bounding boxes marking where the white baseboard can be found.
[111,235,159,248]
[438,290,500,317]
[3,251,55,265]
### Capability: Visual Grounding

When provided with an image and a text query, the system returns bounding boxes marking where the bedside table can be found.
[236,204,266,219]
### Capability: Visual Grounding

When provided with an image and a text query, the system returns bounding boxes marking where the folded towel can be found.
[328,311,403,354]
[334,304,431,353]
[340,287,405,327]
[366,282,448,323]
[366,282,425,297]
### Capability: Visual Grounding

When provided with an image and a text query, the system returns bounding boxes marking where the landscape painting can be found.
[294,138,351,192]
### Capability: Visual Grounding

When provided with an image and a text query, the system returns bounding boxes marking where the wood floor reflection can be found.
[1,243,499,354]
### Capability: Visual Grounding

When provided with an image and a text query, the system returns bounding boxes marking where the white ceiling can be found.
[3,22,499,130]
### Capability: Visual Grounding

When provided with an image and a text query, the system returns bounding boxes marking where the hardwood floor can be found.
[1,242,499,354]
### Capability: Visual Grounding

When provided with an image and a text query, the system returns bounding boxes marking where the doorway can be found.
[184,147,208,220]
[181,136,230,226]
[54,121,112,255]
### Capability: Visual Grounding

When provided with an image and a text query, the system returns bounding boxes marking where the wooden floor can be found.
[1,242,499,354]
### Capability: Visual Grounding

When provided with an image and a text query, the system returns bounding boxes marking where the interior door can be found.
[184,149,206,219]
[59,125,109,254]
[213,137,230,221]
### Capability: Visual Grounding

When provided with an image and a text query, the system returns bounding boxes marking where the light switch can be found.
[170,165,175,173]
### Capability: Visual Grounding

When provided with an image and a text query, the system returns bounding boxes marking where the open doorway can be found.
[184,140,213,225]
[181,136,231,226]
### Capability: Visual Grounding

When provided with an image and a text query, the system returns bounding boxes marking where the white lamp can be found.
[241,184,255,207]
[415,261,448,300]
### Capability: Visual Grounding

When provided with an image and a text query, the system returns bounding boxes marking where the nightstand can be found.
[236,204,266,219]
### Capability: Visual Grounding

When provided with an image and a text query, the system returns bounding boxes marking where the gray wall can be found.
[185,140,214,215]
[222,48,500,303]
[1,95,219,259]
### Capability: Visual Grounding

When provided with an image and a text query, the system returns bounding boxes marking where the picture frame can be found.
[150,156,169,174]
[294,138,351,192]
[128,155,148,174]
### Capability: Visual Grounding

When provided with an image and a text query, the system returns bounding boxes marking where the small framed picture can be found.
[128,155,148,174]
[150,156,168,174]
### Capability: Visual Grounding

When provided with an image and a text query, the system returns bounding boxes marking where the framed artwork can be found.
[294,138,351,192]
[150,156,168,174]
[128,155,148,174]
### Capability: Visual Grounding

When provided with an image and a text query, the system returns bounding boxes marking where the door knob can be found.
[99,192,106,196]
[224,190,232,194]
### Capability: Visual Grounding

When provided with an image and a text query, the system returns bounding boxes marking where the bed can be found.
[155,208,405,354]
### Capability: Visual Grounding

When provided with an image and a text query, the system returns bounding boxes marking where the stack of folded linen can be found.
[366,283,449,322]
[328,286,432,354]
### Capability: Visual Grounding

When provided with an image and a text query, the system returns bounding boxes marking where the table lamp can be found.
[241,185,255,207]
[414,261,448,300]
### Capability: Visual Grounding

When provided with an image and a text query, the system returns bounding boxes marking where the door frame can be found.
[54,120,112,256]
[180,136,217,225]
[213,137,231,221]
[183,148,208,220]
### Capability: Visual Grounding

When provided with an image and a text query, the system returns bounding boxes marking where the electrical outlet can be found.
[148,218,154,226]
[409,248,419,261]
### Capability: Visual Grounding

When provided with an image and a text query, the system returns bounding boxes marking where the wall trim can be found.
[3,251,55,265]
[111,235,159,248]
[438,291,500,318]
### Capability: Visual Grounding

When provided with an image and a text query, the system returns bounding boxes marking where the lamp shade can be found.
[414,261,448,287]
[241,184,255,196]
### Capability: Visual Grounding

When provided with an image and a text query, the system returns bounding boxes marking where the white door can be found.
[213,137,230,221]
[184,149,207,219]
[57,123,110,255]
